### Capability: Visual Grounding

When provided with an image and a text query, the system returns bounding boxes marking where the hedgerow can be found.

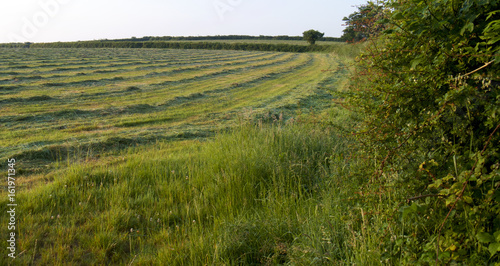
[22,41,337,53]
[344,0,500,263]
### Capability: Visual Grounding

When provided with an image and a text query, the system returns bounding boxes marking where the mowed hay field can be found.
[1,48,344,164]
[0,48,355,265]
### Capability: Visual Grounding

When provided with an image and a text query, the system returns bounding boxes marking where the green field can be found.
[0,48,345,168]
[0,48,358,264]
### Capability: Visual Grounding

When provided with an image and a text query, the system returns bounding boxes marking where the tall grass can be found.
[2,121,372,264]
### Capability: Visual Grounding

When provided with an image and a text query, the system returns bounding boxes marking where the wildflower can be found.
[130,228,134,233]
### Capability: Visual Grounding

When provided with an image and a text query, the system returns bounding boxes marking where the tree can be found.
[341,1,387,42]
[302,30,324,45]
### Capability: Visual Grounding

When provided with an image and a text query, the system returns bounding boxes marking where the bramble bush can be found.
[344,0,500,263]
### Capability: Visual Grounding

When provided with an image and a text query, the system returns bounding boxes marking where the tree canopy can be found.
[341,1,387,42]
[302,29,324,45]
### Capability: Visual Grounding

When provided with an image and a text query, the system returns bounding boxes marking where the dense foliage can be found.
[341,1,387,42]
[345,0,500,263]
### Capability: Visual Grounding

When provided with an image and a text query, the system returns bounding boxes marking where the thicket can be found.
[344,0,500,263]
[27,41,338,53]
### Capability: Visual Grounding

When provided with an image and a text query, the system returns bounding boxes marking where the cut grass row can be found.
[0,50,275,87]
[0,48,342,176]
[0,53,299,122]
[0,48,256,71]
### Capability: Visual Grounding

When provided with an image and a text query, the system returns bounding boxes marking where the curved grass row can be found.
[0,50,274,87]
[0,48,342,173]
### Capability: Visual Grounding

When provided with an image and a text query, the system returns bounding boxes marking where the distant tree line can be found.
[111,35,342,42]
[0,42,32,48]
[14,41,338,53]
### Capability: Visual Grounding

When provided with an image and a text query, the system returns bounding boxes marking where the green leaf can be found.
[411,58,422,69]
[460,22,474,35]
[488,242,500,256]
[445,195,456,207]
[443,174,454,182]
[463,196,473,204]
[486,11,500,21]
[428,178,443,189]
[477,232,495,243]
[400,202,419,219]
[494,231,500,242]
[392,11,404,21]
[487,36,500,45]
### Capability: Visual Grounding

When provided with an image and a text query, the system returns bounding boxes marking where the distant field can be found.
[0,48,345,175]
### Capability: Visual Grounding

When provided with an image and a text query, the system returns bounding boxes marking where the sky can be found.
[0,0,368,43]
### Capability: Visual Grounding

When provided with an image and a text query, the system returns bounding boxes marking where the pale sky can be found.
[0,0,368,43]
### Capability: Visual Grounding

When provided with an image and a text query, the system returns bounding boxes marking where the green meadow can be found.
[0,47,367,265]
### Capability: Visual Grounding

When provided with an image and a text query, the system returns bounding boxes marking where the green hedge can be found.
[345,0,500,263]
[20,41,337,53]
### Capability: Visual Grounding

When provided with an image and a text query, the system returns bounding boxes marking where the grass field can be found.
[0,48,363,264]
[0,48,346,174]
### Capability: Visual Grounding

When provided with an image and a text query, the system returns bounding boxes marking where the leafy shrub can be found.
[344,0,500,263]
